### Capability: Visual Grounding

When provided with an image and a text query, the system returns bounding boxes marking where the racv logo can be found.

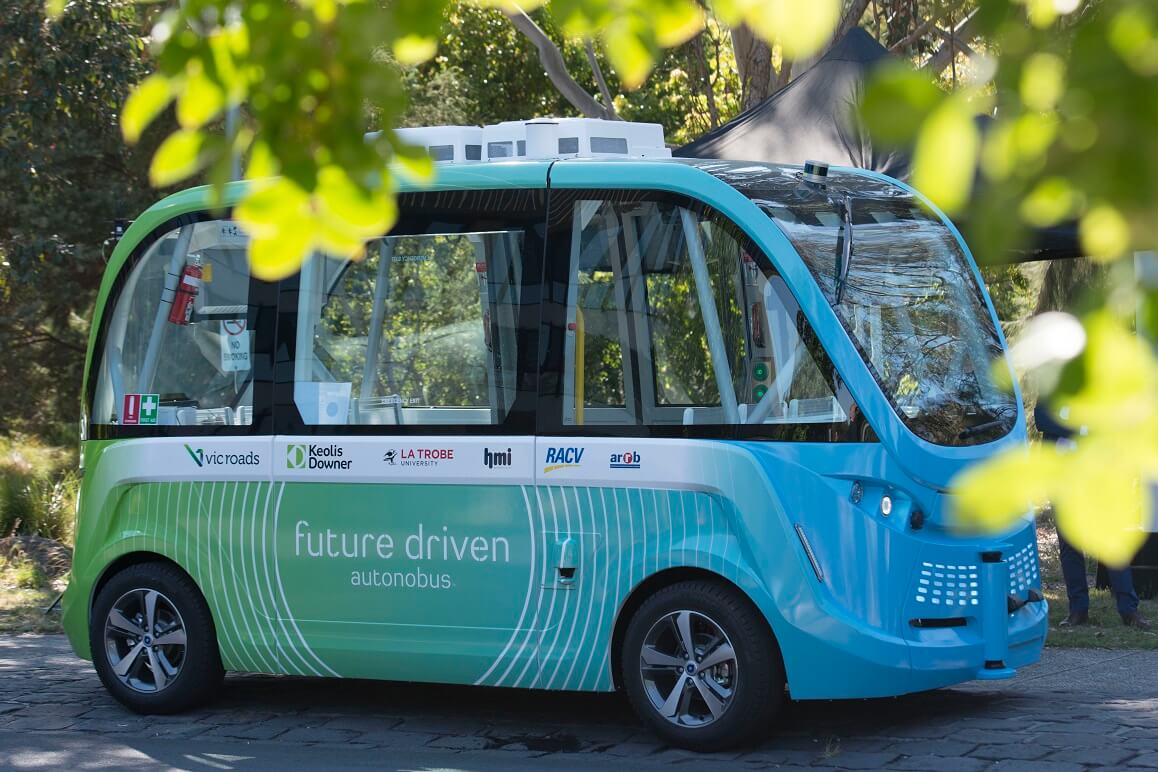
[543,446,584,473]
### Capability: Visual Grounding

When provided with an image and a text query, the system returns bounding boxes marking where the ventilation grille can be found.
[915,561,980,607]
[1008,542,1040,595]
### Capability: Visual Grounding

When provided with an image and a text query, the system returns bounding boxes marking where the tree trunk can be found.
[505,10,610,119]
[688,31,720,128]
[731,24,773,110]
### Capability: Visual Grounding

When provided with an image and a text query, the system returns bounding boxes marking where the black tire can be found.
[621,580,785,750]
[90,561,224,714]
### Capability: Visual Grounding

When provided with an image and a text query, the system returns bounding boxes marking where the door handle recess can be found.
[557,537,577,584]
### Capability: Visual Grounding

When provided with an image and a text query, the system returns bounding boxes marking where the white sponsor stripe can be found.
[535,487,569,689]
[500,485,550,687]
[545,486,580,690]
[228,481,265,673]
[211,482,252,672]
[596,486,623,691]
[474,484,538,686]
[571,487,603,691]
[550,486,585,689]
[244,482,277,672]
[235,482,270,672]
[257,482,311,675]
[271,482,340,678]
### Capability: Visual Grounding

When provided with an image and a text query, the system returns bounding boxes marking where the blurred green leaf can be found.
[910,98,979,214]
[861,63,944,144]
[121,74,173,144]
[44,0,64,20]
[393,34,438,65]
[176,69,226,129]
[1080,204,1131,262]
[149,128,206,187]
[743,0,841,61]
[604,23,655,90]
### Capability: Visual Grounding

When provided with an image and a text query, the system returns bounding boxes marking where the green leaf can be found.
[744,0,841,61]
[176,69,226,129]
[910,99,979,214]
[149,129,207,187]
[654,0,706,48]
[121,74,174,144]
[1020,53,1066,111]
[604,25,655,90]
[44,0,65,20]
[862,63,944,144]
[393,34,438,65]
[1080,204,1131,262]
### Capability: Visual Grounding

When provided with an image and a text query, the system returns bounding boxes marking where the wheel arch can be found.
[89,551,206,626]
[608,566,784,691]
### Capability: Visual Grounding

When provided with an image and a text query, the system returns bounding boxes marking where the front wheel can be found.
[90,562,224,713]
[622,580,785,750]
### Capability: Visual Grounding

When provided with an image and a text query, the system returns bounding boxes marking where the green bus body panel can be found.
[62,443,757,690]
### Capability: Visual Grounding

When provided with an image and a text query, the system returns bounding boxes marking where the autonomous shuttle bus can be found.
[63,118,1047,750]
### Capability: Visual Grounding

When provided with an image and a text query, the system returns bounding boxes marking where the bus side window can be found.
[92,220,255,427]
[559,194,859,435]
[293,229,524,426]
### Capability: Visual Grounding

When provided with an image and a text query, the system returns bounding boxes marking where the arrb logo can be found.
[544,446,583,473]
[609,450,642,469]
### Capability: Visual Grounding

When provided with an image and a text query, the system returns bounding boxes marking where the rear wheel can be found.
[90,562,223,713]
[622,580,785,750]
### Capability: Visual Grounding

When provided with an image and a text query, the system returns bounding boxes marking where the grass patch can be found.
[0,554,64,634]
[1037,514,1158,650]
[0,433,79,542]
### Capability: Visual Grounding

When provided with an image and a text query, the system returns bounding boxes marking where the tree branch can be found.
[922,9,980,74]
[889,13,940,53]
[506,10,610,119]
[584,40,620,120]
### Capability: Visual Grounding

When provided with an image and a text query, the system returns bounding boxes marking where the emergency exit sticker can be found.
[123,393,159,425]
[220,320,251,372]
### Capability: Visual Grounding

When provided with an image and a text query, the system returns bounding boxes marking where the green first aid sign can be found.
[122,393,159,425]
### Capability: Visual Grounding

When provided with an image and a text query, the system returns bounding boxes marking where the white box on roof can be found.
[482,118,670,161]
[393,125,484,163]
[393,118,671,164]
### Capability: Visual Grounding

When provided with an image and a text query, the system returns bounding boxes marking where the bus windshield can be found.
[697,161,1016,447]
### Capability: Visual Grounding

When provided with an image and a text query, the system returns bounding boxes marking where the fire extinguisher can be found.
[168,254,202,325]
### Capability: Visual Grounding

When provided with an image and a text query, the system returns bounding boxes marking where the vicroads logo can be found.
[609,450,641,469]
[184,444,261,468]
[544,446,584,473]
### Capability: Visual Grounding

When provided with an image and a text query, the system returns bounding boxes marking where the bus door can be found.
[532,189,866,689]
[271,189,547,684]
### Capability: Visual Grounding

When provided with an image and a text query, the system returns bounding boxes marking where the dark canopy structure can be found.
[677,29,908,177]
[676,29,1081,262]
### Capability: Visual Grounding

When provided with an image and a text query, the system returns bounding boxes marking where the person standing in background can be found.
[1035,401,1151,630]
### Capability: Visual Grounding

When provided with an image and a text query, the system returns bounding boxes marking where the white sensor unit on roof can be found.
[393,118,670,164]
[393,125,484,163]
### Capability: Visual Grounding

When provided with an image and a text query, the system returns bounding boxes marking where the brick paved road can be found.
[1,635,1156,770]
